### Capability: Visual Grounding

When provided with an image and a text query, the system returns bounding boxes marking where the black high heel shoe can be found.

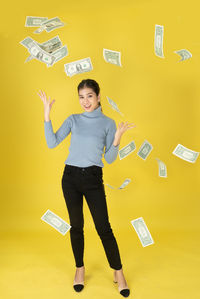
[73,279,84,292]
[73,266,85,292]
[113,271,130,297]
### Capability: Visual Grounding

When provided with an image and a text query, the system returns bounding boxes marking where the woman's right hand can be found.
[37,90,55,120]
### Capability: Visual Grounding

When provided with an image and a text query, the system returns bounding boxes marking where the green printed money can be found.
[64,57,93,77]
[156,158,167,177]
[174,49,192,62]
[131,217,154,247]
[119,141,136,160]
[154,24,164,58]
[25,16,48,27]
[103,48,122,66]
[41,209,71,235]
[137,140,153,160]
[172,144,199,163]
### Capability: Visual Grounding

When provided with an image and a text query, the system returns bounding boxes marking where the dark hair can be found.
[77,79,102,110]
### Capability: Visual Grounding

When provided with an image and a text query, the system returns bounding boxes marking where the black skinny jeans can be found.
[61,164,122,270]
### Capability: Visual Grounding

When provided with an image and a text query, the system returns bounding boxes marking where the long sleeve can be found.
[104,119,119,164]
[44,115,72,148]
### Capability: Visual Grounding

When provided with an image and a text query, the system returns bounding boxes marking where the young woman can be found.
[38,79,135,297]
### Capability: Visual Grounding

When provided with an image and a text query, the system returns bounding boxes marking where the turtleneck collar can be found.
[82,105,103,118]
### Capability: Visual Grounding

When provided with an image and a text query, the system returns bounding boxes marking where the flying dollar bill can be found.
[105,183,115,189]
[64,57,93,77]
[154,24,164,58]
[20,36,66,66]
[23,35,63,63]
[131,217,154,247]
[41,209,71,235]
[20,36,35,49]
[20,36,54,65]
[106,96,124,116]
[25,16,48,27]
[34,17,65,33]
[174,49,192,62]
[137,140,153,160]
[106,179,131,190]
[39,35,62,53]
[50,45,68,64]
[119,141,136,160]
[155,158,167,178]
[172,144,199,163]
[103,48,122,66]
[28,40,56,66]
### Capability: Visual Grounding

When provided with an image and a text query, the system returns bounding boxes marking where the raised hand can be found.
[37,90,56,120]
[115,121,136,138]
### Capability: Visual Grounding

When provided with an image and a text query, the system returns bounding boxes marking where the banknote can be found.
[174,49,192,62]
[105,183,115,189]
[23,36,63,63]
[154,24,164,58]
[34,17,65,33]
[39,35,62,53]
[103,48,122,66]
[106,179,131,190]
[64,57,93,77]
[25,16,48,27]
[41,209,71,235]
[155,158,167,178]
[106,96,124,116]
[28,40,56,66]
[119,141,136,160]
[172,144,199,163]
[137,140,153,160]
[20,36,35,49]
[51,45,68,64]
[119,179,131,189]
[131,217,154,247]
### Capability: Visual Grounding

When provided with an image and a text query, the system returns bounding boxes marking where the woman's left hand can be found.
[115,121,136,138]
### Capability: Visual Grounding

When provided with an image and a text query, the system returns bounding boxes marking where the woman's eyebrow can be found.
[79,92,93,96]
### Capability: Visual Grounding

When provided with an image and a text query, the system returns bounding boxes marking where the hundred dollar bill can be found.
[155,158,167,178]
[25,16,48,27]
[174,49,192,62]
[41,209,71,235]
[103,48,122,66]
[119,141,136,160]
[172,144,199,163]
[137,140,153,160]
[64,57,93,77]
[106,96,124,116]
[154,24,164,58]
[131,217,154,247]
[106,179,131,190]
[34,17,65,33]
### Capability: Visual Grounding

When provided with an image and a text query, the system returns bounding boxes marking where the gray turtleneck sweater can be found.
[44,105,119,167]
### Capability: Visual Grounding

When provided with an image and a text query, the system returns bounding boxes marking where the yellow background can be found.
[1,0,200,298]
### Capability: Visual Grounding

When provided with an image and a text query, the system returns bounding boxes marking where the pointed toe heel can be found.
[119,288,130,297]
[73,284,84,292]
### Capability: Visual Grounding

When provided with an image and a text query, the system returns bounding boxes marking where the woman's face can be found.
[79,87,100,112]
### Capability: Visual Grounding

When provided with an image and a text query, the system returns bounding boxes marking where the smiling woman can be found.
[77,79,103,112]
[38,79,135,297]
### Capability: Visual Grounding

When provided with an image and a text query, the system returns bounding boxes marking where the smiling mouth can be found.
[84,105,91,109]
